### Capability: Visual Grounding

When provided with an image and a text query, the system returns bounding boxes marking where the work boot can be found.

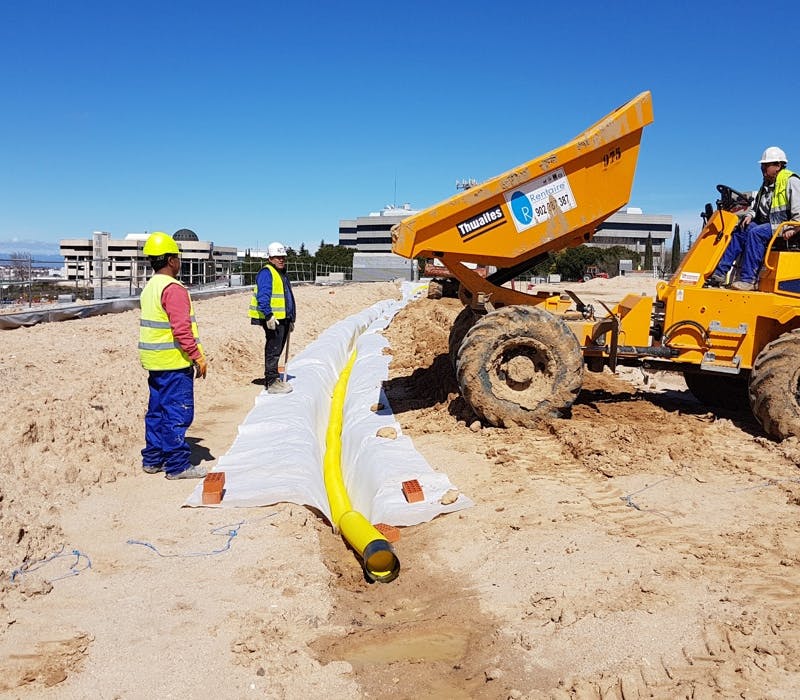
[142,463,163,474]
[707,273,726,287]
[267,380,293,395]
[165,464,208,480]
[729,279,756,291]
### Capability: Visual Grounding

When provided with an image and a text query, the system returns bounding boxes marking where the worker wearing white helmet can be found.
[267,241,286,256]
[709,146,800,291]
[138,231,208,479]
[248,241,296,393]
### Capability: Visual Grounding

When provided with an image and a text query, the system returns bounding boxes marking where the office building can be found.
[591,208,673,271]
[338,204,419,252]
[59,229,238,290]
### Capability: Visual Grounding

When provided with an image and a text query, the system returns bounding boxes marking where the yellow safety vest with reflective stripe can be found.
[139,274,202,370]
[248,265,287,321]
[769,168,797,225]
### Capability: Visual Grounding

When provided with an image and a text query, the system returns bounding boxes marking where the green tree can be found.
[644,233,653,270]
[552,246,598,280]
[529,255,555,278]
[314,243,354,269]
[542,245,641,280]
[670,224,681,272]
[285,243,313,263]
[595,245,641,276]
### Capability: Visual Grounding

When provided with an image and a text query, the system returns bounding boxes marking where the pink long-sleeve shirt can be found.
[161,282,202,362]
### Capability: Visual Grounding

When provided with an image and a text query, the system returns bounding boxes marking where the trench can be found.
[309,534,528,699]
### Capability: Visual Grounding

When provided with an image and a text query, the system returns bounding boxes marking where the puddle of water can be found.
[336,630,468,668]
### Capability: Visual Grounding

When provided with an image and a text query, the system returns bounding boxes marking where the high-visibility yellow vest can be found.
[769,168,797,225]
[248,265,287,321]
[139,274,202,370]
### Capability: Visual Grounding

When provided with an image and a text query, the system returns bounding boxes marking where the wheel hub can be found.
[504,355,535,384]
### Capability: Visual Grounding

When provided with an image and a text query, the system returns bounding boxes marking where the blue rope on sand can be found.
[126,514,277,558]
[126,521,246,558]
[10,545,92,583]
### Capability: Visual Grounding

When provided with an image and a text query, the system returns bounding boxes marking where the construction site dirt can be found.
[1,277,799,698]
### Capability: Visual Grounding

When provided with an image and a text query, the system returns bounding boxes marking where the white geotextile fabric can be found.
[185,282,474,526]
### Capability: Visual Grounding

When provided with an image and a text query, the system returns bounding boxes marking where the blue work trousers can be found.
[142,366,194,475]
[713,222,773,283]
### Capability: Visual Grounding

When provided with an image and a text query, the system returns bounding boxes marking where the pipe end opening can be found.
[363,539,400,583]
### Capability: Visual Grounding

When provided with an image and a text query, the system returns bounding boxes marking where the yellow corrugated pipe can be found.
[324,351,400,582]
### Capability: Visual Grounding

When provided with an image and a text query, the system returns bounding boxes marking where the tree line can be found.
[241,240,355,270]
[525,245,639,281]
[527,224,684,281]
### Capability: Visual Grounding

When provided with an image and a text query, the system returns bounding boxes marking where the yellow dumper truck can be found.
[391,91,800,440]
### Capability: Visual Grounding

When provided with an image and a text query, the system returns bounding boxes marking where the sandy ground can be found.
[2,277,800,699]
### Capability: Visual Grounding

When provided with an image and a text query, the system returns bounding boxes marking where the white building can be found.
[59,229,238,290]
[339,204,419,252]
[590,208,673,270]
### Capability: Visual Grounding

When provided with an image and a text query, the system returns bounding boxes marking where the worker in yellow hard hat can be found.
[248,241,296,393]
[138,231,208,479]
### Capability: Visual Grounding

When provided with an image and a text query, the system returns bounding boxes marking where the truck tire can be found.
[427,280,443,299]
[455,305,583,427]
[441,278,460,298]
[448,307,479,370]
[683,372,749,411]
[749,329,800,440]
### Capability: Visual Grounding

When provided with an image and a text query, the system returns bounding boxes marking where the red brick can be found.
[373,522,401,543]
[202,490,222,505]
[204,472,225,490]
[402,479,424,503]
[202,472,225,504]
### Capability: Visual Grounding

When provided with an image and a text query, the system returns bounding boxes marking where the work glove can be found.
[739,214,753,230]
[289,321,295,333]
[265,316,278,331]
[194,355,208,379]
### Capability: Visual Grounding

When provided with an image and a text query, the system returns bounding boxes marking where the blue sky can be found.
[1,0,797,255]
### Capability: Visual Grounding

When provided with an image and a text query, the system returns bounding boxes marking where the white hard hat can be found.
[267,241,287,257]
[759,146,787,164]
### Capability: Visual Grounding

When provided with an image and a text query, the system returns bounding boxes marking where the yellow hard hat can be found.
[143,231,180,256]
